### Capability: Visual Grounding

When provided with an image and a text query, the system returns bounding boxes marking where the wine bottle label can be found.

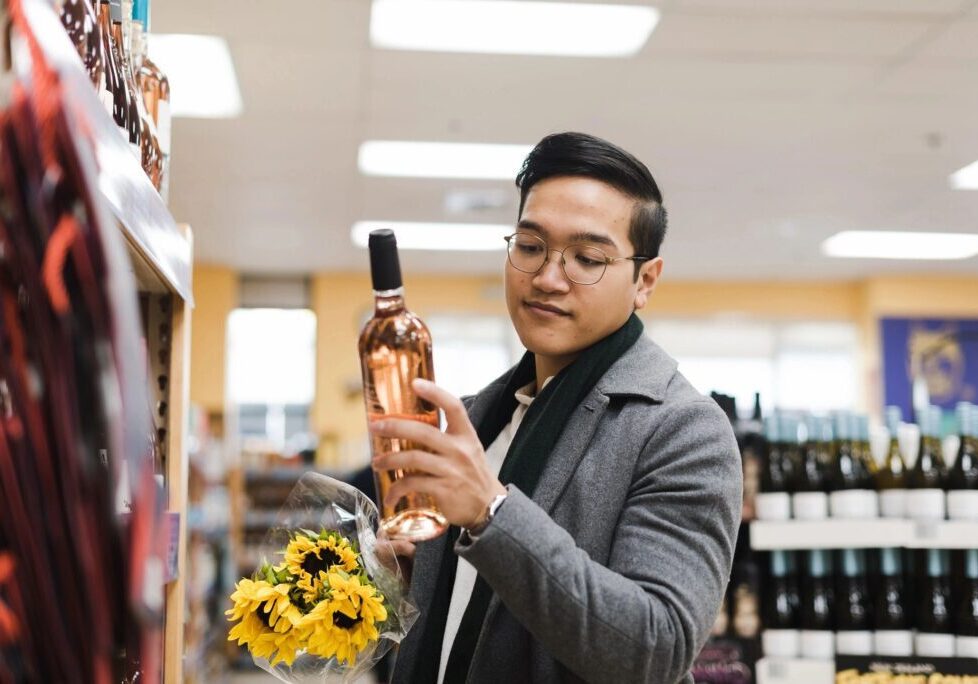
[755,492,791,521]
[874,630,913,657]
[906,488,946,521]
[947,489,978,521]
[792,491,828,520]
[762,629,800,658]
[957,635,978,658]
[799,630,834,660]
[915,632,955,657]
[829,489,879,519]
[879,488,907,519]
[156,100,171,154]
[835,630,873,656]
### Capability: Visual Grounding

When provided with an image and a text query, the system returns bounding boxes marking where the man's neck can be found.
[534,353,578,392]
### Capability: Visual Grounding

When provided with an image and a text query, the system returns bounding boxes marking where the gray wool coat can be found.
[391,334,743,684]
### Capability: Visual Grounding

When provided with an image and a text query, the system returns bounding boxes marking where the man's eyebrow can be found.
[516,219,546,233]
[569,231,617,248]
[516,220,618,249]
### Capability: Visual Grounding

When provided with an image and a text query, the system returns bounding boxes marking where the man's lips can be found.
[525,301,571,316]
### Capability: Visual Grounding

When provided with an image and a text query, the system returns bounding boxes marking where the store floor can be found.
[229,669,379,683]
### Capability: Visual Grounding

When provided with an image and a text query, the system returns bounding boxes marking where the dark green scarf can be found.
[410,314,644,683]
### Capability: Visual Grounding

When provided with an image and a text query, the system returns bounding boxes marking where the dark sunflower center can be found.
[333,612,362,629]
[302,548,341,577]
[255,606,274,630]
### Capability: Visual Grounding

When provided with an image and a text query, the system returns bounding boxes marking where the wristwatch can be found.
[464,492,508,537]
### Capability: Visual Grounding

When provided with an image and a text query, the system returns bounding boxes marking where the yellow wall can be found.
[189,264,237,414]
[648,280,862,320]
[188,266,978,465]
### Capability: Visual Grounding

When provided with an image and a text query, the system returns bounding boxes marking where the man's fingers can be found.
[369,415,451,453]
[372,450,449,478]
[384,475,440,508]
[385,539,416,560]
[412,379,477,438]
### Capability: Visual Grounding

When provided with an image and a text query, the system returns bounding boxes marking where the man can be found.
[371,132,742,683]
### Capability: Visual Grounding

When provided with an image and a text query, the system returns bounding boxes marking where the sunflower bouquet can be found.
[227,473,417,682]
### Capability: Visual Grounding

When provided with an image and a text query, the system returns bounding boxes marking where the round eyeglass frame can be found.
[503,233,653,285]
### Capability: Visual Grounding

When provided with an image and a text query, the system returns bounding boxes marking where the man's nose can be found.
[533,250,571,290]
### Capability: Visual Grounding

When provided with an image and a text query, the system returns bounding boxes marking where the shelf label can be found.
[836,655,978,682]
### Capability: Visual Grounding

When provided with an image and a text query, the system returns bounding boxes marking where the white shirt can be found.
[436,378,549,684]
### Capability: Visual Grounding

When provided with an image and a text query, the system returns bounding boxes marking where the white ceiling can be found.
[155,0,978,280]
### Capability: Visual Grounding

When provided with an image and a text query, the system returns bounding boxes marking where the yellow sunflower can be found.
[297,572,387,666]
[296,596,350,663]
[252,622,307,667]
[227,579,278,657]
[327,572,388,626]
[284,532,359,601]
[227,576,304,661]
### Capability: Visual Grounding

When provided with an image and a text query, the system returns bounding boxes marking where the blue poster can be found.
[881,317,978,420]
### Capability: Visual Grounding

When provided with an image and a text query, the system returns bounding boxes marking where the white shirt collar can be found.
[514,376,553,407]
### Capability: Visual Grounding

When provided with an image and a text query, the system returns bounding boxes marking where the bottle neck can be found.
[99,1,111,29]
[373,288,405,315]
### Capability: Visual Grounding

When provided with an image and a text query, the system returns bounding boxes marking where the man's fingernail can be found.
[413,378,432,389]
[370,421,386,432]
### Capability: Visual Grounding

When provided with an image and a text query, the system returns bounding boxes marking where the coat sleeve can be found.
[456,398,743,684]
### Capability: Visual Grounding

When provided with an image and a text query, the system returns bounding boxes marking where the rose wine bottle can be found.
[134,0,171,200]
[359,229,448,542]
[107,0,141,158]
[60,0,103,87]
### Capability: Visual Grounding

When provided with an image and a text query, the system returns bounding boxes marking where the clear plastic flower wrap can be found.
[227,472,418,683]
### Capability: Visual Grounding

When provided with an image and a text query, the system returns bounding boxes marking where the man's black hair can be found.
[515,132,668,278]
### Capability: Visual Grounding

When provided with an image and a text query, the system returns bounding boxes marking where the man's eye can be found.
[575,254,604,267]
[517,243,543,254]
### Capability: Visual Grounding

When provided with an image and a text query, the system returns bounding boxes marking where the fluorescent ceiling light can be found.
[822,231,978,260]
[351,221,511,251]
[370,0,659,57]
[148,34,243,118]
[950,159,978,190]
[359,141,532,180]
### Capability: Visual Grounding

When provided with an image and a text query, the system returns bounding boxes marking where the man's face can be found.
[504,176,662,371]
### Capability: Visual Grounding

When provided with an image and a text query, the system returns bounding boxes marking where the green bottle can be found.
[876,406,907,519]
[948,403,978,520]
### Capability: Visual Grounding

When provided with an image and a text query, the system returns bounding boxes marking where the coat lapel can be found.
[530,390,610,513]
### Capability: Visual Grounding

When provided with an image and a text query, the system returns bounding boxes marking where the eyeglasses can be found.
[504,233,652,285]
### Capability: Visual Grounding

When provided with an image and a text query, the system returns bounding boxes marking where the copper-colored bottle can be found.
[102,0,141,158]
[60,0,103,87]
[358,230,447,541]
[96,0,126,133]
[121,0,162,187]
[135,0,171,200]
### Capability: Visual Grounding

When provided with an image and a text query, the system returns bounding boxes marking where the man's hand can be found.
[375,530,416,585]
[370,379,507,529]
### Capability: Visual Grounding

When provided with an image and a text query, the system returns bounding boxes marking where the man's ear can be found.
[633,257,663,311]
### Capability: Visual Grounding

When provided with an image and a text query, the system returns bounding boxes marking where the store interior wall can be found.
[189,264,978,469]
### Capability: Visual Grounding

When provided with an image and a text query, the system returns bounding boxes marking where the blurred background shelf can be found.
[751,519,978,551]
[755,657,833,684]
